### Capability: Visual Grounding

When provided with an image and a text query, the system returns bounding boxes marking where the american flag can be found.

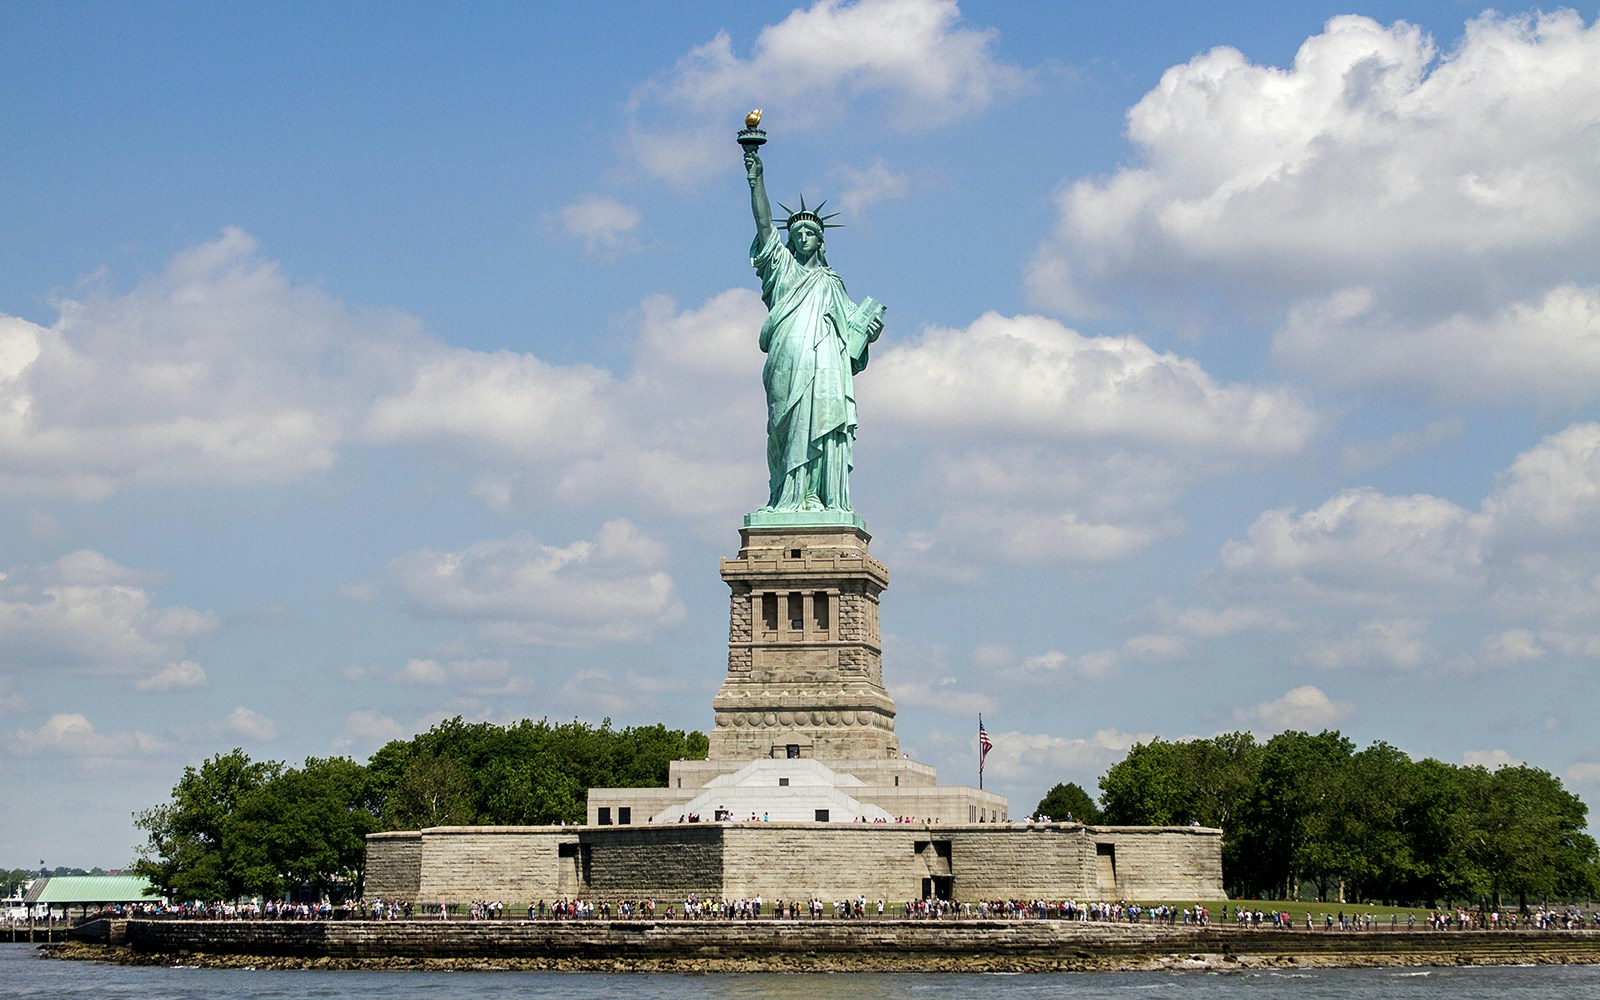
[978,717,993,772]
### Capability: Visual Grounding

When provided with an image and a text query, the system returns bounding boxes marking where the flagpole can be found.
[978,714,984,790]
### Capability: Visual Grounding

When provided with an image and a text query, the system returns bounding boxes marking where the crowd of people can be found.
[1218,905,1600,931]
[1421,907,1596,930]
[896,899,1212,923]
[79,899,353,920]
[66,895,1599,932]
[374,894,1220,923]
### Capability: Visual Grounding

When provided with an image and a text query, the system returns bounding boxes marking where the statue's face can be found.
[792,224,822,259]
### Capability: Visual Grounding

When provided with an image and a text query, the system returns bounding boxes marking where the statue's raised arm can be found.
[746,145,773,244]
[738,113,884,521]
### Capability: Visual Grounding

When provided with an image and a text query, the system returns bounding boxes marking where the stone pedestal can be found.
[709,522,899,760]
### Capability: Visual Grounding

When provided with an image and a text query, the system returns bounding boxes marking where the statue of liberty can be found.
[742,120,885,515]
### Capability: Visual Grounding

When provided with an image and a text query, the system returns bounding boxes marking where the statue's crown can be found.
[778,195,842,233]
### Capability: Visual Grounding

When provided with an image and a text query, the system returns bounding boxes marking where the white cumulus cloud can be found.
[1566,761,1600,784]
[892,675,997,716]
[1033,11,1600,311]
[134,659,208,692]
[0,228,422,498]
[224,706,280,741]
[1209,423,1600,673]
[626,0,1029,183]
[957,727,1154,791]
[834,158,913,216]
[364,348,612,462]
[1463,748,1520,769]
[1159,604,1295,639]
[170,706,281,743]
[1276,283,1600,404]
[366,289,766,521]
[336,709,407,755]
[1232,685,1355,731]
[989,634,1183,686]
[872,311,1316,565]
[1220,488,1485,603]
[1295,618,1432,672]
[0,551,217,680]
[1029,10,1600,405]
[391,657,530,696]
[877,312,1313,453]
[0,230,765,524]
[554,196,643,257]
[10,712,171,761]
[390,519,685,646]
[0,677,26,715]
[556,668,690,717]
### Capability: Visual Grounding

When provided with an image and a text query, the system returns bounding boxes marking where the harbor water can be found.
[6,942,1598,999]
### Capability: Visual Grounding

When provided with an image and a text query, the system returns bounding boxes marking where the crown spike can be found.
[778,194,843,231]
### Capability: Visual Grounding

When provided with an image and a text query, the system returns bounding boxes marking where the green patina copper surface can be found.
[742,122,884,523]
[743,508,868,531]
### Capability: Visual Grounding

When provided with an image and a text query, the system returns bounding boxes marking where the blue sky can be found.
[4,0,1599,868]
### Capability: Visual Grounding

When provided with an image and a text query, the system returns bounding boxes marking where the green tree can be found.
[2,869,30,896]
[228,756,377,898]
[1297,740,1418,903]
[365,716,710,828]
[135,716,712,899]
[1392,757,1474,906]
[1227,730,1354,900]
[134,750,378,901]
[1090,729,1598,907]
[1098,733,1264,896]
[1099,740,1192,826]
[382,753,477,828]
[133,748,281,901]
[1181,732,1260,831]
[1329,742,1416,902]
[1034,782,1100,823]
[1458,764,1600,910]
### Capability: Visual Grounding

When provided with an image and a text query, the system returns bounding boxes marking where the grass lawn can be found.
[1148,899,1480,927]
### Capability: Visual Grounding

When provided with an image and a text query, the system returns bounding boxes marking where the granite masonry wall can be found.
[1093,826,1227,899]
[70,917,1600,971]
[366,822,1224,904]
[946,826,1096,900]
[110,917,1222,960]
[710,525,899,761]
[582,826,725,898]
[411,828,569,902]
[364,832,421,899]
[78,917,1600,970]
[720,825,924,900]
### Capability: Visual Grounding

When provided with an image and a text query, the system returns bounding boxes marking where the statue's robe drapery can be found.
[751,228,871,511]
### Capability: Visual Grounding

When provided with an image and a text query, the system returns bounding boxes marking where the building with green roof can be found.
[23,874,161,919]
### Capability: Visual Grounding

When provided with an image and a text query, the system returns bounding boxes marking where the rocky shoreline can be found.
[36,939,1600,973]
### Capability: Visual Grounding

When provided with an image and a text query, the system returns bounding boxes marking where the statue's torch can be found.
[737,109,767,149]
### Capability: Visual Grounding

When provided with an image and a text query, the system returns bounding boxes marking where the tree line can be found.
[1042,729,1598,908]
[131,717,707,901]
[130,718,1594,909]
